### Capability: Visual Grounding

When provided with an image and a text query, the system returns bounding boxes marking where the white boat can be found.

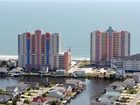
[10,73,21,77]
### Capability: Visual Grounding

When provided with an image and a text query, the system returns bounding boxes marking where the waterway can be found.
[0,77,113,105]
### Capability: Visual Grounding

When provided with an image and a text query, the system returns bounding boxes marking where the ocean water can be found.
[0,0,140,58]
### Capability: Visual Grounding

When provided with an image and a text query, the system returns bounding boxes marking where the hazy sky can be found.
[0,0,140,56]
[1,0,140,2]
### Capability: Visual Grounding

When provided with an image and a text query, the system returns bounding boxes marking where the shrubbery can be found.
[23,99,30,104]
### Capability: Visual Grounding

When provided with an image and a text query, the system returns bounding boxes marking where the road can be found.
[129,89,140,105]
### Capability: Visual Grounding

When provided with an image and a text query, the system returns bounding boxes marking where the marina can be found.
[0,77,112,105]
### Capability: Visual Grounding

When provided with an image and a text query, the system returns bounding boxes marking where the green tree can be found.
[51,101,57,105]
[12,99,17,105]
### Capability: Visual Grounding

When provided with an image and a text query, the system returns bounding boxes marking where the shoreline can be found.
[0,55,90,61]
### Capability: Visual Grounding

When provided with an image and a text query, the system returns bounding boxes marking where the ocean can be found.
[0,0,140,59]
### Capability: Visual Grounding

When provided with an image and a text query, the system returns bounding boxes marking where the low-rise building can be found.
[56,69,66,75]
[9,67,24,76]
[72,69,86,77]
[58,51,71,71]
[133,73,140,83]
[0,94,12,104]
[110,82,124,91]
[111,54,140,75]
[6,83,29,97]
[0,68,8,77]
[54,85,67,94]
[48,89,64,98]
[32,96,49,105]
[65,79,85,90]
[6,86,19,97]
[17,83,29,93]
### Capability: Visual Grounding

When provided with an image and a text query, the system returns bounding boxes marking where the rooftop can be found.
[114,53,140,61]
[32,96,47,103]
[110,82,123,87]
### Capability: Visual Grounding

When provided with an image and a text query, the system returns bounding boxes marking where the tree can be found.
[12,99,17,105]
[0,89,4,93]
[51,101,57,105]
[1,60,7,67]
[5,103,11,105]
[23,99,30,104]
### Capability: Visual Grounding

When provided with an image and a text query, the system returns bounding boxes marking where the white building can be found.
[111,54,140,75]
[72,69,86,77]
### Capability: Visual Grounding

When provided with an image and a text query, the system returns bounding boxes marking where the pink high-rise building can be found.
[90,27,130,66]
[18,30,71,71]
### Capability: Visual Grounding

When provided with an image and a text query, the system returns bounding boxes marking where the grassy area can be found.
[78,61,90,68]
[0,103,11,105]
[126,88,138,94]
[137,102,140,105]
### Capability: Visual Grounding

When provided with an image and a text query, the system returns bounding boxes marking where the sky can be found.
[0,0,140,56]
[1,0,140,2]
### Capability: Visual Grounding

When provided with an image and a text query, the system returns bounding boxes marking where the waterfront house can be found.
[0,68,8,77]
[54,85,67,94]
[110,82,124,91]
[56,69,66,75]
[32,96,49,105]
[9,67,24,77]
[5,83,29,98]
[72,69,86,77]
[6,86,19,97]
[0,94,11,104]
[24,82,39,89]
[133,73,140,83]
[9,67,24,74]
[100,91,120,105]
[17,83,29,93]
[65,79,84,84]
[111,54,140,74]
[104,87,115,93]
[7,60,17,68]
[48,89,64,98]
[123,78,135,88]
[67,85,72,92]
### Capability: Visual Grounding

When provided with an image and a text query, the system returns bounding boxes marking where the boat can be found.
[10,73,21,77]
[96,97,101,102]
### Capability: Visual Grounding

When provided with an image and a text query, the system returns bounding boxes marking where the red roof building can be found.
[32,96,49,105]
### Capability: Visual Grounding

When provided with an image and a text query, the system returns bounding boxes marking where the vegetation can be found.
[11,95,20,105]
[23,99,30,104]
[42,93,47,97]
[109,74,116,80]
[27,87,31,91]
[27,93,32,96]
[0,60,17,69]
[5,103,12,105]
[48,81,56,87]
[11,99,17,105]
[0,89,4,93]
[126,88,138,94]
[137,102,140,105]
[0,104,11,105]
[51,101,59,105]
[120,97,128,103]
[78,61,90,68]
